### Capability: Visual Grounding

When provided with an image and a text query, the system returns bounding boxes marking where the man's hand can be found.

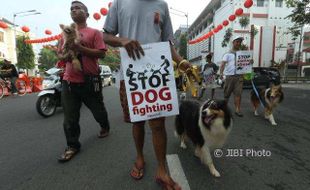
[121,39,144,60]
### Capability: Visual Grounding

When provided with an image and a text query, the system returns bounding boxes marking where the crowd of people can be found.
[1,1,252,189]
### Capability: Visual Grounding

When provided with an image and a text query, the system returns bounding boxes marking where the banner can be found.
[235,51,253,74]
[120,42,179,122]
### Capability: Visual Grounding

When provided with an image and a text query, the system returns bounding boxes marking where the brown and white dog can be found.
[175,100,233,177]
[251,84,284,126]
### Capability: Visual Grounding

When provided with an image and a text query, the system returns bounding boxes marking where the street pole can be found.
[12,10,41,65]
[170,7,189,59]
[296,26,303,83]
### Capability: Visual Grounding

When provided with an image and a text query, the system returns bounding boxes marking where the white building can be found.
[0,17,39,76]
[188,0,294,68]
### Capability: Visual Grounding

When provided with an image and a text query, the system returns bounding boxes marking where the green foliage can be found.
[178,33,188,59]
[0,60,4,65]
[251,26,259,37]
[38,48,58,71]
[99,48,120,71]
[285,0,310,40]
[222,28,233,47]
[240,44,249,50]
[16,36,35,70]
[239,17,250,29]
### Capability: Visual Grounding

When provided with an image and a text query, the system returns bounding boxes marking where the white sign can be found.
[235,51,253,74]
[120,42,179,122]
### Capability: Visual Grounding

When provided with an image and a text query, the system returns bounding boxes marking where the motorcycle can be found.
[36,67,62,117]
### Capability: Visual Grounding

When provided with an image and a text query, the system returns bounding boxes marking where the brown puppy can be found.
[59,23,82,71]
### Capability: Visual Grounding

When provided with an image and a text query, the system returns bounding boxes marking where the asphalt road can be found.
[0,85,309,190]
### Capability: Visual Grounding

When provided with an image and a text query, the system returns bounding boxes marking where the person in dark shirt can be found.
[0,59,18,94]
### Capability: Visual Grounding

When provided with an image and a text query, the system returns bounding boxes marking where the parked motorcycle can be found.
[36,68,62,117]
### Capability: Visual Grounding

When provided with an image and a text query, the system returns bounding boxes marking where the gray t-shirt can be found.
[103,0,174,44]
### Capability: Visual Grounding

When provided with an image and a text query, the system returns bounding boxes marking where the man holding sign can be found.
[220,36,253,117]
[103,0,191,189]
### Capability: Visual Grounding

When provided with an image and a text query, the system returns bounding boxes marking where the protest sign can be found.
[235,51,253,74]
[120,42,179,122]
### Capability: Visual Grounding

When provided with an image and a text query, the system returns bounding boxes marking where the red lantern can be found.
[244,0,254,8]
[213,28,219,33]
[100,8,108,16]
[45,30,52,35]
[108,2,112,8]
[235,8,244,16]
[222,20,229,26]
[228,15,236,21]
[0,21,8,29]
[21,26,30,33]
[217,25,223,30]
[93,13,101,20]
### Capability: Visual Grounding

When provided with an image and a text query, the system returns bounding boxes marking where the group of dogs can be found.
[175,84,283,177]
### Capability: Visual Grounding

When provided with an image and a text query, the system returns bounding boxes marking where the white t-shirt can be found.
[222,52,236,76]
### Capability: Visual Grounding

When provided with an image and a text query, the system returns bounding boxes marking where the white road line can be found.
[166,154,191,190]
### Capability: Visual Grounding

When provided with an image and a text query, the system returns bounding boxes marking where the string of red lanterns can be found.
[24,34,62,44]
[188,0,253,45]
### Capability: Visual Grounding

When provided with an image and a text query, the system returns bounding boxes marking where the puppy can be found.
[251,84,284,126]
[59,23,82,71]
[175,99,233,177]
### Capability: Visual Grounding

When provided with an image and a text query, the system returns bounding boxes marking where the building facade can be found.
[0,17,39,76]
[187,0,294,68]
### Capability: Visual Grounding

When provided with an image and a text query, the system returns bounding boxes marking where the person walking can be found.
[103,0,192,189]
[219,36,245,117]
[58,1,110,162]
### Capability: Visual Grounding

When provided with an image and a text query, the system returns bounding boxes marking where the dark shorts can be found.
[119,80,165,124]
[224,75,243,99]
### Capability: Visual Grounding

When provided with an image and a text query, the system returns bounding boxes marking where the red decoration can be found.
[228,15,236,21]
[93,13,101,20]
[108,2,112,8]
[213,28,219,33]
[100,8,108,16]
[0,21,8,29]
[244,0,254,8]
[235,8,244,16]
[45,30,52,35]
[217,25,223,30]
[222,20,229,26]
[21,26,30,33]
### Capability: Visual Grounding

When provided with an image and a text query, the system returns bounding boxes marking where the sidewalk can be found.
[282,82,310,90]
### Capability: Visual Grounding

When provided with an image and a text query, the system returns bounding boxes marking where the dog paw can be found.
[271,122,277,126]
[254,111,259,116]
[180,142,187,149]
[210,168,221,177]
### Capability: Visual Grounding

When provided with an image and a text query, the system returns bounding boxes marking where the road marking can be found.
[166,154,191,190]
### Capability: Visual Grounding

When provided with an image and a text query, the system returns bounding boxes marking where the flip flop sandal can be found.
[155,176,182,190]
[130,162,145,180]
[58,147,79,163]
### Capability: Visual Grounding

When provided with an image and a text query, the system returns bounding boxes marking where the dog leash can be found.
[251,80,265,108]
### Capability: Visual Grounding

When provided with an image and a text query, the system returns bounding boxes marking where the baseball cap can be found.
[233,36,244,42]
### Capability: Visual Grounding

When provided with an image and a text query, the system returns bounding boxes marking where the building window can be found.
[257,0,264,7]
[0,31,4,42]
[275,0,283,7]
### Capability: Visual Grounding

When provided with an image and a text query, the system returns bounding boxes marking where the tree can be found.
[38,48,58,71]
[99,48,120,71]
[16,36,35,72]
[222,28,233,47]
[178,33,187,59]
[285,0,310,40]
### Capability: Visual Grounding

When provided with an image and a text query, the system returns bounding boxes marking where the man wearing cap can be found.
[0,59,18,95]
[57,1,110,162]
[220,36,245,117]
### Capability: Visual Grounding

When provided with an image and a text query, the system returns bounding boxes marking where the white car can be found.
[99,65,112,86]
